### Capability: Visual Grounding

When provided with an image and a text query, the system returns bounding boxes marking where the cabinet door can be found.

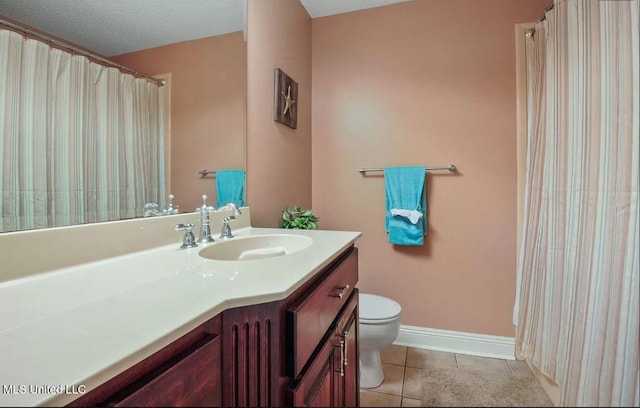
[334,291,359,407]
[291,333,340,407]
[341,304,358,407]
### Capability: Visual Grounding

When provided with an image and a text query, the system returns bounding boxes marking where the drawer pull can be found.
[335,339,345,377]
[343,329,348,366]
[334,325,350,376]
[329,284,350,299]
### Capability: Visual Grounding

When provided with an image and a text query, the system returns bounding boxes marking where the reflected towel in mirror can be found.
[216,169,246,207]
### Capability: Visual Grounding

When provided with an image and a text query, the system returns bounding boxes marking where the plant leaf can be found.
[281,205,319,229]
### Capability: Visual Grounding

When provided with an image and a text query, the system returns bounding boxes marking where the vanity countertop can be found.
[0,227,361,407]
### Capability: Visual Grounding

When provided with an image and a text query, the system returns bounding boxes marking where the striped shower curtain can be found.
[514,0,639,406]
[0,29,165,233]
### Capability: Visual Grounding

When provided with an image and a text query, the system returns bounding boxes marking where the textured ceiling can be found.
[0,0,245,56]
[0,0,413,57]
[299,0,413,18]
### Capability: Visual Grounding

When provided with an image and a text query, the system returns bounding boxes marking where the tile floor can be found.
[360,345,535,407]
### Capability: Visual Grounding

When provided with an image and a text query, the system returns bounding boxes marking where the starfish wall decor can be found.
[274,68,298,129]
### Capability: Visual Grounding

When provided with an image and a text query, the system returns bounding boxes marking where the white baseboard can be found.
[393,325,516,360]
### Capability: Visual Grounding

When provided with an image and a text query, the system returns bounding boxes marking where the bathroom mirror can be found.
[0,1,247,233]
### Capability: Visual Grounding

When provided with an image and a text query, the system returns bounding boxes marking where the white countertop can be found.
[0,227,361,407]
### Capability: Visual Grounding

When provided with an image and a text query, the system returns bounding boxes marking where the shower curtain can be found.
[514,0,639,406]
[0,29,165,232]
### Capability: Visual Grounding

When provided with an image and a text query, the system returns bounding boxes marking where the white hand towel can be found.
[390,208,423,224]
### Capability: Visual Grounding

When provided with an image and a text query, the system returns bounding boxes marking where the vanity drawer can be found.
[114,333,221,407]
[287,247,358,377]
[68,315,222,408]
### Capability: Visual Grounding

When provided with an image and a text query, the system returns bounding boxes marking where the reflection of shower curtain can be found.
[514,0,639,406]
[0,29,165,233]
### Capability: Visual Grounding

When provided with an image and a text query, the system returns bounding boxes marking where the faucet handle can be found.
[175,223,197,248]
[175,223,193,232]
[219,217,237,239]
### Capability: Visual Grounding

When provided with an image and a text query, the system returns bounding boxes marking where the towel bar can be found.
[358,164,456,174]
[199,170,216,176]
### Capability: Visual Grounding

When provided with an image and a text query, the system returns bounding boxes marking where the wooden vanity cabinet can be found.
[68,245,359,408]
[219,245,359,407]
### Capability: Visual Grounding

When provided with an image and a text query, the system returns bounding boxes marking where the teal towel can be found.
[384,166,427,246]
[216,169,246,207]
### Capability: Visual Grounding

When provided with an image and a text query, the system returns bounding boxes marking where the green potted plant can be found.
[281,206,319,230]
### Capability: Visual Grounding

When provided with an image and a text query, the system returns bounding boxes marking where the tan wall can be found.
[311,0,547,336]
[245,0,312,227]
[111,32,247,212]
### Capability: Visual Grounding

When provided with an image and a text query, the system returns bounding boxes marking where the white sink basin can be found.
[198,234,313,261]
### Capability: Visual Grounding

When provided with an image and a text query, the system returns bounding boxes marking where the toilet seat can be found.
[359,293,401,324]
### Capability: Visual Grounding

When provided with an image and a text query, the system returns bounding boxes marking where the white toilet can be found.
[358,293,402,388]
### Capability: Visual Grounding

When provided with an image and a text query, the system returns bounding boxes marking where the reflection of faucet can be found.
[213,202,242,239]
[144,194,180,217]
[164,194,180,215]
[144,203,163,217]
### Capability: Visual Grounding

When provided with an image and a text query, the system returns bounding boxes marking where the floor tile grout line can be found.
[401,360,408,399]
[363,388,403,398]
[401,347,409,407]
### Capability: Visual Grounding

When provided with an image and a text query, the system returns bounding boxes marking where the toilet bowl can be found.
[359,293,402,388]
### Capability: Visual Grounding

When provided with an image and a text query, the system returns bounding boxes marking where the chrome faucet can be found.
[195,197,243,242]
[144,194,180,216]
[195,195,215,244]
[214,202,242,239]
